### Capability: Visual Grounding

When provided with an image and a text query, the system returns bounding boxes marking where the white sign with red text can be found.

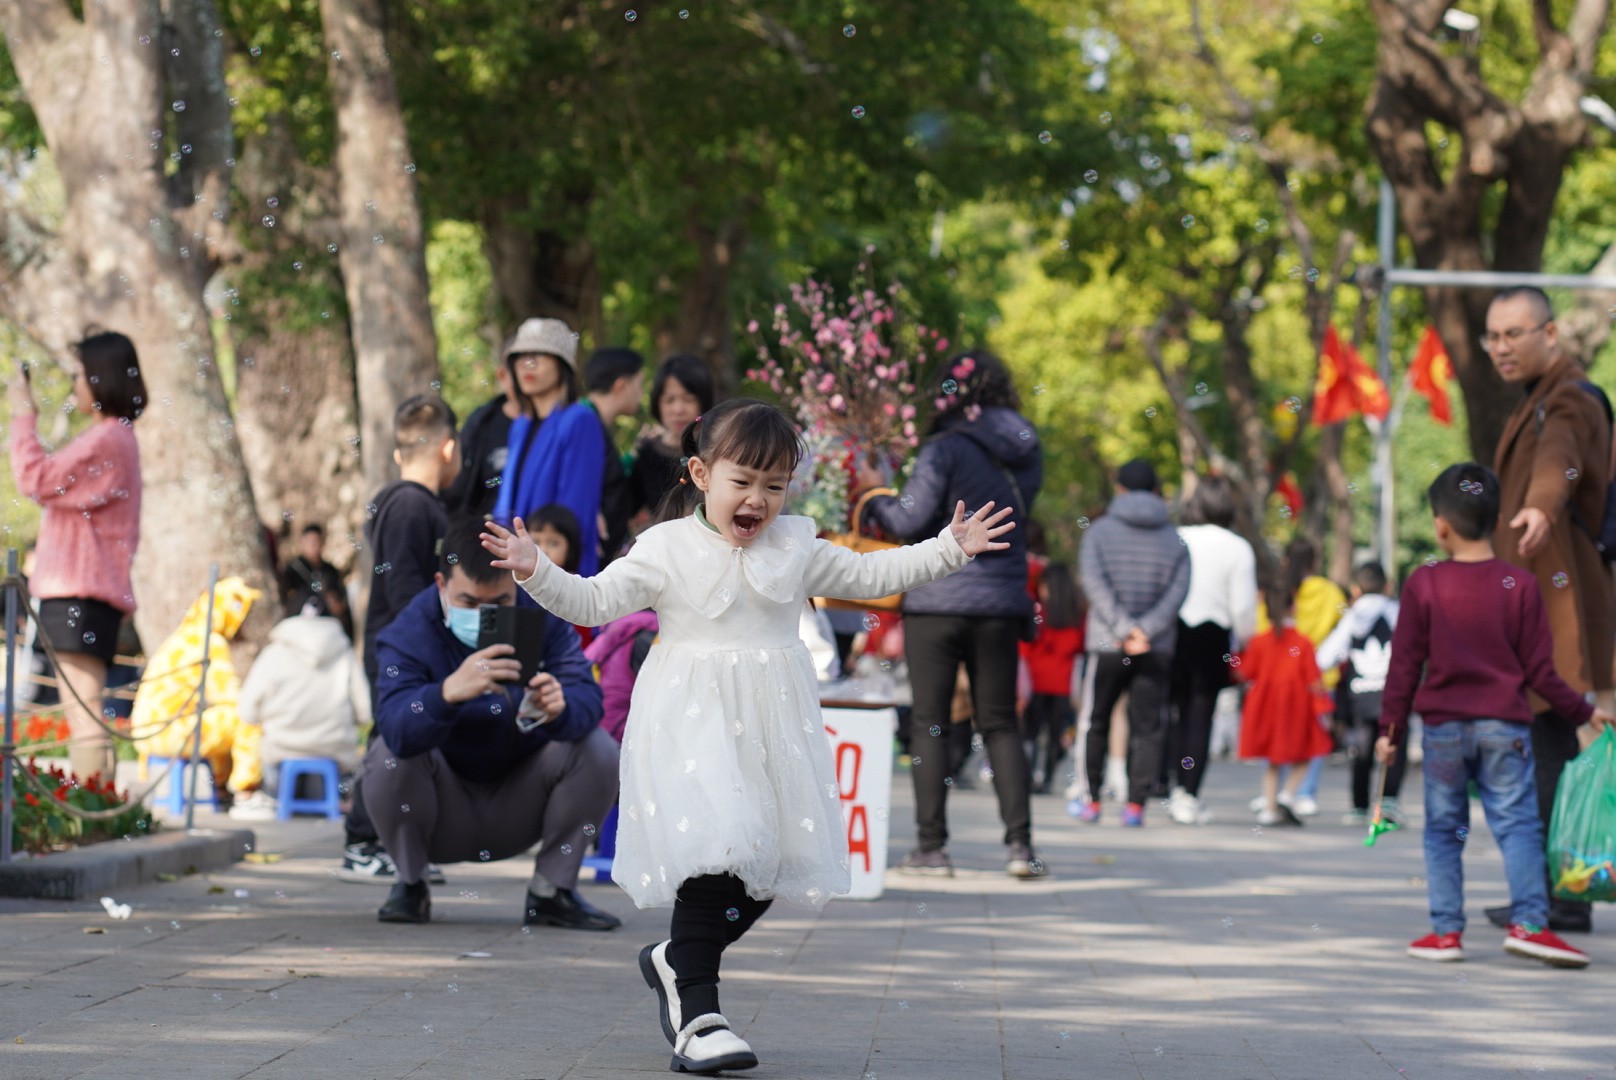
[822,706,896,900]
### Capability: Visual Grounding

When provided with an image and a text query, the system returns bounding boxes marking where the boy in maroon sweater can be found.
[1377,463,1610,968]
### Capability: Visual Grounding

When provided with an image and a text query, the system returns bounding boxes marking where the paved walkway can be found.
[0,755,1609,1080]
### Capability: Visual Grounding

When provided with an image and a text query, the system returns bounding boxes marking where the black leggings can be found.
[1021,693,1072,790]
[669,873,773,1021]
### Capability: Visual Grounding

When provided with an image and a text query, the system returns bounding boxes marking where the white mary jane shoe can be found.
[639,940,681,1046]
[670,1013,758,1075]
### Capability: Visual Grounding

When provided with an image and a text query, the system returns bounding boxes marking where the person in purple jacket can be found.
[585,610,659,743]
[1377,463,1611,969]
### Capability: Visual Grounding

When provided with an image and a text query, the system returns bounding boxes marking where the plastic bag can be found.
[1548,727,1616,903]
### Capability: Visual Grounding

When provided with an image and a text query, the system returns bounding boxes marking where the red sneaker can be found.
[1406,932,1464,961]
[1504,924,1590,968]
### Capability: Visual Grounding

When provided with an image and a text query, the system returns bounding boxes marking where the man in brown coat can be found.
[1486,286,1615,934]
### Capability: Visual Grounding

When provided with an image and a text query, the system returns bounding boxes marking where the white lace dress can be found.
[516,512,970,909]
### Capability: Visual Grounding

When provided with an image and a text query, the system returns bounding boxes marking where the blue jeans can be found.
[1421,719,1549,934]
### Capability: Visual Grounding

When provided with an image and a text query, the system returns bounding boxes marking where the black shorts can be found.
[37,598,124,666]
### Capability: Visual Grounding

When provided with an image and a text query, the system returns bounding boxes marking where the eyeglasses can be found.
[1479,321,1551,353]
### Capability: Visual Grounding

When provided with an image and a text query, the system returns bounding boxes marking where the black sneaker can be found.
[1006,842,1047,879]
[377,880,430,924]
[338,843,446,885]
[896,848,954,876]
[1484,904,1512,930]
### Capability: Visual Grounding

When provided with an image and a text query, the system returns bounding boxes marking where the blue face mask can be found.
[442,594,481,649]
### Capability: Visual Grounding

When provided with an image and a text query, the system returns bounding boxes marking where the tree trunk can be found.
[232,287,367,572]
[320,0,439,498]
[1366,0,1613,462]
[654,218,747,391]
[0,0,278,649]
[482,192,602,344]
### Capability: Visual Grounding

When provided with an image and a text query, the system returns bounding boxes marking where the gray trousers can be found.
[361,728,619,891]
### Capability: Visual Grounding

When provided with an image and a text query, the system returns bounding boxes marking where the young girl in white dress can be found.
[482,398,1013,1076]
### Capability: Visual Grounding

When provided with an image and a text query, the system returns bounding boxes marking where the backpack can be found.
[1535,379,1616,562]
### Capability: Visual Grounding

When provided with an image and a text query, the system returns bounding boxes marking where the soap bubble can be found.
[1083,169,1099,183]
[583,823,597,837]
[172,100,186,112]
[843,23,856,37]
[478,850,490,861]
[1502,576,1516,590]
[851,105,866,119]
[1553,572,1570,589]
[1181,214,1196,228]
[1038,130,1053,144]
[625,9,636,20]
[941,379,958,394]
[1181,757,1194,769]
[560,843,572,854]
[929,725,942,737]
[725,907,740,921]
[862,612,881,631]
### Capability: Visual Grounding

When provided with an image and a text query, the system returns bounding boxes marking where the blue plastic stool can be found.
[275,758,344,820]
[147,757,219,816]
[581,803,619,882]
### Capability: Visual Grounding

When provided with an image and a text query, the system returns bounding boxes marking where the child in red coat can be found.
[1238,585,1334,826]
[1019,565,1085,794]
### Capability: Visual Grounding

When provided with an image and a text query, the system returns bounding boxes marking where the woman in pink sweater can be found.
[9,332,145,780]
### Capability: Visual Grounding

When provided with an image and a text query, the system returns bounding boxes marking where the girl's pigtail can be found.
[653,414,705,524]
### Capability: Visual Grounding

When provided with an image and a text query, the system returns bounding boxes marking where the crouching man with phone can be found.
[364,516,621,930]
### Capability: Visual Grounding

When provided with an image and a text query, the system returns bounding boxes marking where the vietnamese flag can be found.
[1409,325,1454,426]
[1273,472,1304,518]
[1311,325,1390,426]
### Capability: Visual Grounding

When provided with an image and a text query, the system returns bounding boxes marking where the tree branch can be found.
[1143,301,1223,476]
[1567,0,1613,73]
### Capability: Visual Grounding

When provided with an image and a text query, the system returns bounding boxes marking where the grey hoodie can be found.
[1079,491,1191,654]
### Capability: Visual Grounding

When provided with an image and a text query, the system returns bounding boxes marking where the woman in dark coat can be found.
[860,350,1045,879]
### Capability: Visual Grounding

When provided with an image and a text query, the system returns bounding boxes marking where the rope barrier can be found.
[3,560,220,845]
[4,574,212,745]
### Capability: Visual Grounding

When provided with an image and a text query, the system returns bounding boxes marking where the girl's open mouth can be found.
[732,513,763,538]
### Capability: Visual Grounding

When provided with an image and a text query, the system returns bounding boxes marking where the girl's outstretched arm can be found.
[483,518,664,626]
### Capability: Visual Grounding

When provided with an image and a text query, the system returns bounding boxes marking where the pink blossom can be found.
[882,402,898,417]
[817,373,836,393]
[935,338,950,352]
[874,365,889,379]
[900,404,916,420]
[903,421,916,438]
[746,320,759,334]
[934,397,949,411]
[829,394,846,412]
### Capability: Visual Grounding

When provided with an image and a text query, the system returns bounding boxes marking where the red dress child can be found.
[1237,623,1334,765]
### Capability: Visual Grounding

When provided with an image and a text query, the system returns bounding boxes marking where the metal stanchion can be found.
[2,549,18,862]
[184,565,220,832]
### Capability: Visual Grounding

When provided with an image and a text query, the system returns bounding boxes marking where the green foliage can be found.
[427,219,497,421]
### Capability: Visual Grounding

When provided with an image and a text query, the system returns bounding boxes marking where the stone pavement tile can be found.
[4,757,1615,1080]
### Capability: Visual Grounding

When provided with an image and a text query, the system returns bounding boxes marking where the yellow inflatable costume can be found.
[133,577,264,794]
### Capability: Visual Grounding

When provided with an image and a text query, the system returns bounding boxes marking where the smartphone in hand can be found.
[477,604,548,687]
